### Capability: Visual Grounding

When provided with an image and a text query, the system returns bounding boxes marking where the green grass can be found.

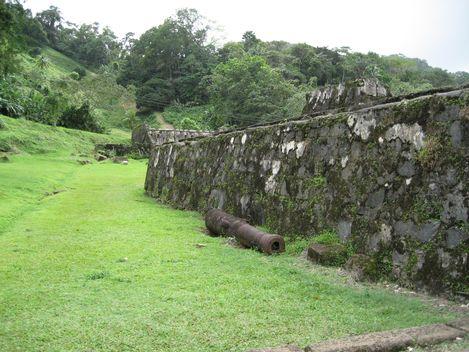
[0,152,462,351]
[22,47,91,80]
[284,230,342,256]
[0,117,463,351]
[0,115,128,234]
[0,115,128,155]
[41,47,91,76]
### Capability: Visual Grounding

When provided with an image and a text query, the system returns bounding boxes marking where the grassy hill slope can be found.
[21,47,92,80]
[0,114,127,155]
[15,46,136,132]
[0,114,128,233]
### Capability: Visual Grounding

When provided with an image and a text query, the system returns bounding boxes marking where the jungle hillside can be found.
[1,1,468,133]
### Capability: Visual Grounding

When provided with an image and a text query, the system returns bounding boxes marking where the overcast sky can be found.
[25,0,469,72]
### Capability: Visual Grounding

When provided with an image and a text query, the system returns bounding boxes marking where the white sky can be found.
[25,0,469,72]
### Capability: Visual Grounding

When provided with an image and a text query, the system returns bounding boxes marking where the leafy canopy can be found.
[209,55,295,127]
[118,9,217,111]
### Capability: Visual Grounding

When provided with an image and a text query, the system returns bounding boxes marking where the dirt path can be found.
[156,112,174,130]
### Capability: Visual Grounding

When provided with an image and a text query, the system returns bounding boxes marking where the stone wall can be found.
[144,88,468,293]
[131,124,212,155]
[303,78,390,114]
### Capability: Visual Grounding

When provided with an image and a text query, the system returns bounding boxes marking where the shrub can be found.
[0,96,24,117]
[72,67,86,80]
[0,77,25,117]
[0,118,5,129]
[58,102,104,133]
[179,117,200,130]
[70,72,80,81]
[417,136,445,169]
[123,110,138,130]
[29,47,42,57]
[162,103,214,130]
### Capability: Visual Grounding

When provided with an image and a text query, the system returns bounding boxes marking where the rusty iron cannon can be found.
[205,209,285,254]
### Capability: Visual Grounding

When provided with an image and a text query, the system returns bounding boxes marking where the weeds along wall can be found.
[145,88,468,293]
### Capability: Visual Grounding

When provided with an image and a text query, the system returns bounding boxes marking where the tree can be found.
[36,6,62,46]
[56,22,120,68]
[453,71,469,86]
[242,31,261,54]
[118,8,217,110]
[209,55,295,127]
[120,32,135,55]
[0,0,17,76]
[218,42,245,62]
[58,102,103,133]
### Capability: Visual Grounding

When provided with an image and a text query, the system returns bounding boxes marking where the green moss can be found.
[391,97,431,124]
[404,197,443,223]
[305,175,326,189]
[417,135,444,169]
[404,252,418,279]
[445,94,469,108]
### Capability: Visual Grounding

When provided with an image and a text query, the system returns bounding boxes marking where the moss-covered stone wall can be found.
[145,88,468,293]
[131,124,212,156]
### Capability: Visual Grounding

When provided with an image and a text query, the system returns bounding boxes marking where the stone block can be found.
[307,243,348,266]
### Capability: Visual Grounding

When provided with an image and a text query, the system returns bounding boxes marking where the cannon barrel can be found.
[205,209,285,254]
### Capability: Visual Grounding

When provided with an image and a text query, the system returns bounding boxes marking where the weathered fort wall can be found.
[131,124,212,155]
[144,87,468,293]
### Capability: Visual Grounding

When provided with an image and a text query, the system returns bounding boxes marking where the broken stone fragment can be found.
[304,321,466,352]
[307,243,348,266]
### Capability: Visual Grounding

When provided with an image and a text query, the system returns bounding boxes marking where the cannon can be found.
[205,209,285,254]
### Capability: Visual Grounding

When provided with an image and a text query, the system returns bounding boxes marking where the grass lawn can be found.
[0,153,462,351]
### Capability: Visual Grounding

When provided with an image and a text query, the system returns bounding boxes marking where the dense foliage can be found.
[162,104,214,131]
[57,102,103,132]
[118,9,216,111]
[209,56,295,126]
[1,0,468,132]
[0,1,136,133]
[34,5,127,68]
[120,19,469,129]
